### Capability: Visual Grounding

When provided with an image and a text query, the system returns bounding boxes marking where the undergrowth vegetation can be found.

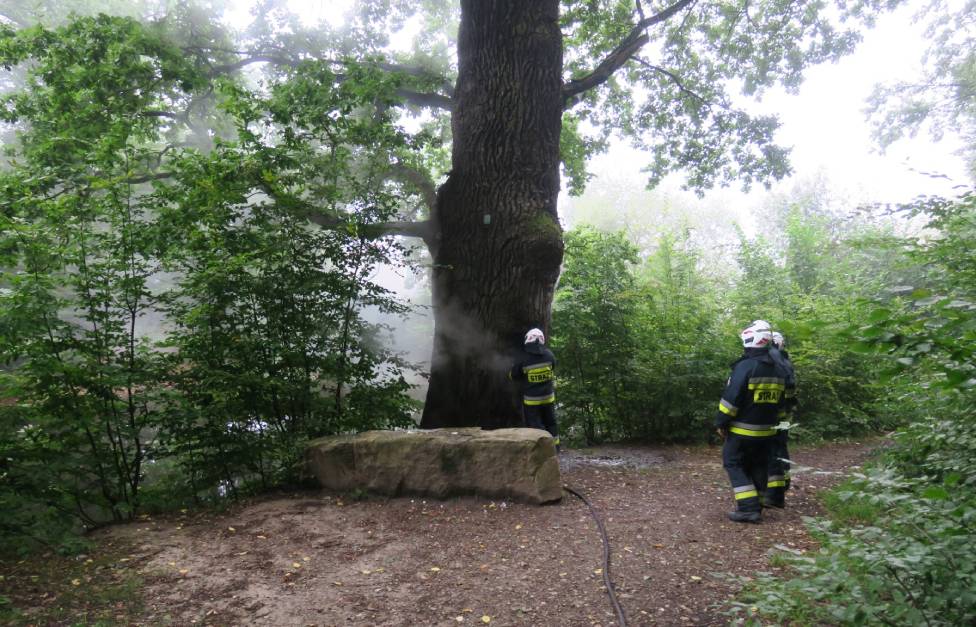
[728,192,976,626]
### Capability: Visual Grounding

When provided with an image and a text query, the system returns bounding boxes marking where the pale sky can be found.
[579,0,971,227]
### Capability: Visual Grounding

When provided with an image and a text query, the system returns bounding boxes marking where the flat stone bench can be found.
[304,427,562,504]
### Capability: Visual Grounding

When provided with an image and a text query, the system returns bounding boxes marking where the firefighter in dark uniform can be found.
[509,328,559,449]
[766,331,797,508]
[716,320,790,523]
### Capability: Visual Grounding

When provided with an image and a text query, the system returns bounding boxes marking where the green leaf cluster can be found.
[552,187,899,444]
[728,191,976,625]
[0,15,421,555]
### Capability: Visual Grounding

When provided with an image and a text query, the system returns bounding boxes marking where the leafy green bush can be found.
[731,425,976,626]
[729,192,976,626]
[0,16,421,552]
[552,227,727,443]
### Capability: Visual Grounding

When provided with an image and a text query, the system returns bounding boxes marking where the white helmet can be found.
[524,328,545,344]
[771,331,785,348]
[740,320,772,348]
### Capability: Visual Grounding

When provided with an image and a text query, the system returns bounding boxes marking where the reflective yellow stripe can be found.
[767,480,786,488]
[524,394,555,406]
[748,383,785,390]
[734,490,758,500]
[729,426,777,437]
[719,399,738,416]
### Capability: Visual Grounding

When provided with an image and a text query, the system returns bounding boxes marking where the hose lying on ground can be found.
[563,485,628,627]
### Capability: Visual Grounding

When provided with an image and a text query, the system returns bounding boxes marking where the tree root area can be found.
[6,440,876,626]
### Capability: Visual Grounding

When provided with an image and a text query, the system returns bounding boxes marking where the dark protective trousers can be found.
[765,430,791,506]
[722,434,774,513]
[523,403,558,439]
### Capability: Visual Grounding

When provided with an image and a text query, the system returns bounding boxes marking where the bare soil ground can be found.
[2,439,878,626]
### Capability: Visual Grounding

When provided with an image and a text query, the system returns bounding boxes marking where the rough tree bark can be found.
[420,0,564,429]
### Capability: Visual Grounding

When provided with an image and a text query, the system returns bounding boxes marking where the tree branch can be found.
[142,110,182,120]
[124,171,176,184]
[562,0,698,108]
[395,89,454,111]
[377,61,455,98]
[386,162,438,213]
[307,210,433,242]
[633,57,707,104]
[208,55,300,76]
[362,219,434,241]
[198,49,455,110]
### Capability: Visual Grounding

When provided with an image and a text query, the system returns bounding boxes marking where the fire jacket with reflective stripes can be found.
[509,342,557,405]
[715,347,789,435]
[770,347,797,412]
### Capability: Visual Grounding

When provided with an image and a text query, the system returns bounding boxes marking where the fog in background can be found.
[5,0,971,405]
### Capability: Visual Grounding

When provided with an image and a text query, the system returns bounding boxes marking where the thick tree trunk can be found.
[420,0,564,429]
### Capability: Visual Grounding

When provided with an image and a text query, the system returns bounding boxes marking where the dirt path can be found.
[6,440,878,626]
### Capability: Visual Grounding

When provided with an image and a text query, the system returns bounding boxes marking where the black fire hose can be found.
[563,485,628,627]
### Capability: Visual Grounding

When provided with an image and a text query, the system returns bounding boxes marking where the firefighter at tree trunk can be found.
[509,328,559,450]
[766,330,797,508]
[716,320,790,523]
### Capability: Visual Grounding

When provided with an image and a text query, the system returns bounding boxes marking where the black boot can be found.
[727,510,761,523]
[763,489,785,509]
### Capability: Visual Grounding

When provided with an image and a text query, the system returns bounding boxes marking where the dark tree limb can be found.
[562,0,698,108]
[377,61,455,98]
[386,162,438,213]
[199,51,455,110]
[124,171,176,184]
[208,54,300,76]
[395,89,455,110]
[142,110,182,120]
[307,210,433,242]
[633,56,707,104]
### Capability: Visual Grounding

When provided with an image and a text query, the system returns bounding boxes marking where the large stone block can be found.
[304,428,562,504]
